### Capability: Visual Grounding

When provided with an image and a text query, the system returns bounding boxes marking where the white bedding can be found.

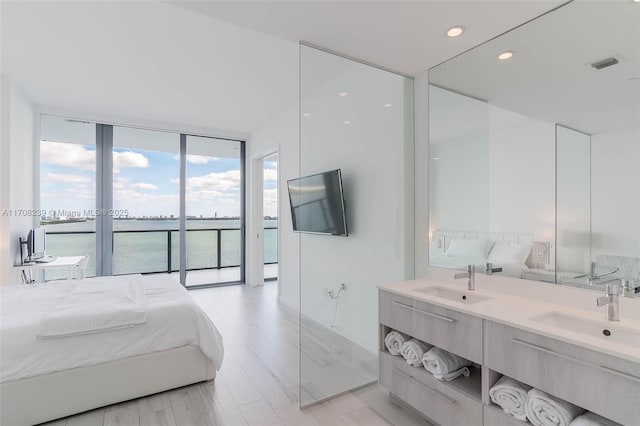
[429,252,526,278]
[1,274,224,383]
[37,275,146,338]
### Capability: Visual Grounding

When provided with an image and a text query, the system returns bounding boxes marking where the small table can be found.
[13,256,89,284]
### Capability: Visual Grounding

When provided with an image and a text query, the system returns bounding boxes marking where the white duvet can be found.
[1,275,224,383]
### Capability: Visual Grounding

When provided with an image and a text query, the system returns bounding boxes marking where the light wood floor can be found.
[42,282,429,426]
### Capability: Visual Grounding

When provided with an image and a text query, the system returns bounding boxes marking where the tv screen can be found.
[287,169,348,236]
[28,228,46,260]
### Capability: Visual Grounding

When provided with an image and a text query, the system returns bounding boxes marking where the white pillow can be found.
[488,242,531,265]
[446,239,489,258]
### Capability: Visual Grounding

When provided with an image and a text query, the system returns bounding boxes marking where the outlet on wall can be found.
[325,287,334,298]
[532,241,550,268]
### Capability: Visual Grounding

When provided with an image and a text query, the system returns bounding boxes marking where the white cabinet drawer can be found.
[485,321,640,426]
[380,351,482,426]
[379,290,483,363]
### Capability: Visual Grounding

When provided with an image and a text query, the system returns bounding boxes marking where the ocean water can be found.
[44,219,277,279]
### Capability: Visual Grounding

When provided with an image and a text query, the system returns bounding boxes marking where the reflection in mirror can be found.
[558,123,640,293]
[428,85,489,267]
[428,0,639,292]
[428,85,555,282]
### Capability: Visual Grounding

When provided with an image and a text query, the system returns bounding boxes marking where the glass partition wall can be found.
[38,114,246,287]
[299,45,414,406]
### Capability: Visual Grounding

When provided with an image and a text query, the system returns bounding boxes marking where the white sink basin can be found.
[414,286,491,304]
[530,311,640,348]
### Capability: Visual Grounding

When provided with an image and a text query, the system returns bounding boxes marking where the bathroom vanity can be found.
[378,278,640,426]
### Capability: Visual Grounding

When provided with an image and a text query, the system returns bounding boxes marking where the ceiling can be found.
[2,0,564,135]
[167,0,565,77]
[429,0,640,135]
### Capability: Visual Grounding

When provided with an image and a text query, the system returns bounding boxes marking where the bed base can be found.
[1,345,216,426]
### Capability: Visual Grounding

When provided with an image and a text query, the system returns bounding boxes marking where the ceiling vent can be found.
[590,57,620,70]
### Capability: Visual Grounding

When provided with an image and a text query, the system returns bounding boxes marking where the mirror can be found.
[428,0,639,292]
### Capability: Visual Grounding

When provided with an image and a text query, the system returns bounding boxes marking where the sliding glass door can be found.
[38,114,245,287]
[184,135,245,287]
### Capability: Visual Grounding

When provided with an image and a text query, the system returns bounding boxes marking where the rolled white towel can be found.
[400,339,432,367]
[489,376,532,421]
[421,347,472,381]
[384,330,410,356]
[569,412,621,426]
[526,388,585,426]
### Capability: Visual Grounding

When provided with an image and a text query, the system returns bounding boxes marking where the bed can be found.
[0,274,224,426]
[429,231,538,278]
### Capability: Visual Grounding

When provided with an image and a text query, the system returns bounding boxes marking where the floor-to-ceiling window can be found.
[40,115,97,280]
[39,114,245,287]
[111,126,180,276]
[184,135,244,287]
[263,154,278,280]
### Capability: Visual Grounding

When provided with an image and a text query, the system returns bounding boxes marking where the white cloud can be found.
[263,188,279,217]
[263,168,278,182]
[131,182,159,190]
[172,154,219,164]
[187,154,218,164]
[113,150,149,172]
[41,141,95,171]
[113,177,128,190]
[43,172,91,184]
[186,169,240,191]
[41,141,149,173]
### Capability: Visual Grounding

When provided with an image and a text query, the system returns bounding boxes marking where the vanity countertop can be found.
[378,278,640,364]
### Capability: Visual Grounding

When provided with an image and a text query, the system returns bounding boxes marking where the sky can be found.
[40,141,278,218]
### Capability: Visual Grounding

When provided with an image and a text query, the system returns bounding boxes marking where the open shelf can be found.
[380,350,482,402]
[484,404,530,426]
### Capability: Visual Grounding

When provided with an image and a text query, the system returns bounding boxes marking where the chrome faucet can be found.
[621,279,639,298]
[454,265,475,290]
[485,262,503,275]
[596,283,620,321]
[589,261,619,281]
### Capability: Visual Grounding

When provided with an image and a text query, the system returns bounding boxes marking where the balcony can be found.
[45,227,277,286]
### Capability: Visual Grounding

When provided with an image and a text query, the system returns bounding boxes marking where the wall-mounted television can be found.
[287,169,348,236]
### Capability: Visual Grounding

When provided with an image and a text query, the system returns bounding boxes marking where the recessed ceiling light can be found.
[432,157,440,160]
[343,121,351,125]
[498,51,514,60]
[338,92,349,97]
[383,103,392,108]
[446,26,465,38]
[303,112,311,117]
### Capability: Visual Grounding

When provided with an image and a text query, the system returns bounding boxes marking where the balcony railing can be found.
[45,227,277,277]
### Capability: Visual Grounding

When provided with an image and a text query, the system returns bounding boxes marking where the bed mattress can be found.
[1,274,224,383]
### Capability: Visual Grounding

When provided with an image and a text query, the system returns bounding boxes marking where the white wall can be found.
[414,70,429,278]
[428,88,556,258]
[488,105,555,245]
[429,133,489,235]
[247,102,300,310]
[0,76,11,285]
[591,127,640,258]
[299,47,414,354]
[556,126,590,272]
[0,79,35,285]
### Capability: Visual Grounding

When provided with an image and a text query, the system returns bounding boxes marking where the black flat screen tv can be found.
[287,169,348,236]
